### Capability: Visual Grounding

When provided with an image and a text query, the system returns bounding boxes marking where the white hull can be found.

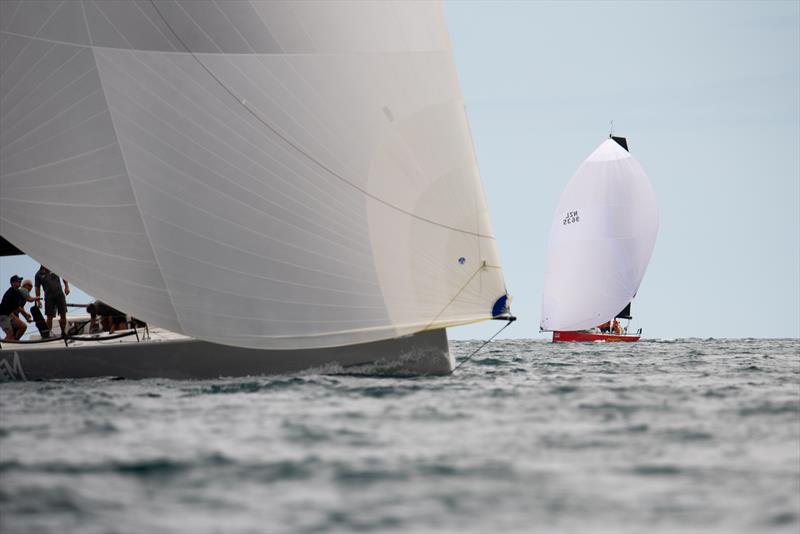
[0,328,452,381]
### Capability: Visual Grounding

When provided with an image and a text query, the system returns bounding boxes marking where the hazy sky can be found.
[445,0,799,340]
[2,1,798,340]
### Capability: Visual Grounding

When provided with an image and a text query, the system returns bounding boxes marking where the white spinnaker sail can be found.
[0,0,507,349]
[540,139,658,332]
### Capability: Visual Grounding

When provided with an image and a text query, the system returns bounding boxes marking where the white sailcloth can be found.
[540,139,658,332]
[0,1,507,349]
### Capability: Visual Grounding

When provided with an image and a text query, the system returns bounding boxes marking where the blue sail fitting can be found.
[492,295,511,318]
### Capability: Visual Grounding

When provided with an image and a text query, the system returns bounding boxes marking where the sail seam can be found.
[0,42,57,107]
[1,48,94,137]
[0,1,62,83]
[104,47,371,238]
[80,0,93,47]
[1,142,116,179]
[0,217,158,264]
[2,98,106,158]
[1,2,23,36]
[219,54,360,187]
[147,1,495,240]
[92,63,374,255]
[119,147,381,275]
[88,47,184,334]
[136,50,371,234]
[0,31,451,57]
[148,216,384,292]
[0,208,145,237]
[0,197,135,209]
[128,0,180,52]
[421,262,486,333]
[0,173,126,190]
[123,171,379,277]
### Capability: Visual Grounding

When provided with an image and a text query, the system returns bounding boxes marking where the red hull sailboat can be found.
[540,135,658,342]
[552,331,640,342]
[552,301,641,342]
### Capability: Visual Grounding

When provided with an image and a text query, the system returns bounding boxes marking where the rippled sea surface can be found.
[1,338,799,534]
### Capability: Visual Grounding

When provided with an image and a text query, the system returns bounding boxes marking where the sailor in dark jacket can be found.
[0,275,32,340]
[35,266,70,337]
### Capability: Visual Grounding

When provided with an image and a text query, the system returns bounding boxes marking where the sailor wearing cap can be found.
[0,275,32,340]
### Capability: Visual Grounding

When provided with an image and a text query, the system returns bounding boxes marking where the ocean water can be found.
[1,338,798,534]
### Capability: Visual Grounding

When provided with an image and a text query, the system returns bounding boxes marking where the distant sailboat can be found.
[540,136,658,342]
[0,1,511,379]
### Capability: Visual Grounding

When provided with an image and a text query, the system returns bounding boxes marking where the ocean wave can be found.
[0,453,233,476]
[630,464,683,476]
[2,338,798,534]
[470,357,508,367]
[181,377,312,396]
[660,428,714,441]
[355,384,424,398]
[738,401,800,416]
[549,384,579,394]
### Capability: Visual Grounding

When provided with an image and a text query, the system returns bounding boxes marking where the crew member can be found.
[87,301,127,333]
[0,275,32,340]
[35,266,70,337]
[612,319,621,335]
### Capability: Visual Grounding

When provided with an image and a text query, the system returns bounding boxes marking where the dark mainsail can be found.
[611,136,629,152]
[616,302,632,320]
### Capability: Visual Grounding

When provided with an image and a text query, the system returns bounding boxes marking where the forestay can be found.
[0,1,507,349]
[540,139,658,332]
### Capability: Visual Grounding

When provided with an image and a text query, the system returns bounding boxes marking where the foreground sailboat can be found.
[540,136,658,342]
[0,1,511,379]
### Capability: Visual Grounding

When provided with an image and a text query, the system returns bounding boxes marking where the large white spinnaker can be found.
[540,138,658,332]
[0,1,508,350]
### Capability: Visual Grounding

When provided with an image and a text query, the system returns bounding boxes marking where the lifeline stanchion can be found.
[450,316,516,374]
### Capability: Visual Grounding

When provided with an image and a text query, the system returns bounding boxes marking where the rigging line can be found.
[147,0,495,240]
[421,261,486,333]
[450,318,515,374]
